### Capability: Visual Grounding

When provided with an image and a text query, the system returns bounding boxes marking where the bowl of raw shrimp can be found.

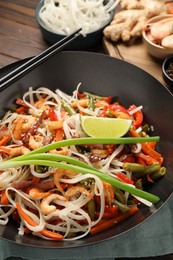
[35,0,117,50]
[142,14,173,60]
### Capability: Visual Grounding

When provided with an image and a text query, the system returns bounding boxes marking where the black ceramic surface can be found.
[0,51,173,248]
[162,55,173,87]
[35,0,114,49]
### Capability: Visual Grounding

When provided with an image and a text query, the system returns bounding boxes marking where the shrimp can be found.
[65,186,93,199]
[29,188,51,200]
[29,135,44,150]
[103,181,114,206]
[72,99,88,108]
[91,148,114,159]
[40,193,67,215]
[161,34,173,49]
[47,120,64,132]
[53,169,77,194]
[149,17,173,41]
[49,148,68,156]
[34,99,48,110]
[9,146,30,157]
[12,115,37,140]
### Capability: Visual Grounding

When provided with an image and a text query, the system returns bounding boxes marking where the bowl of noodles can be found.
[0,51,173,249]
[35,0,116,49]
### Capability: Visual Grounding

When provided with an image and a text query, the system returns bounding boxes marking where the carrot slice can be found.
[142,143,161,160]
[41,229,64,240]
[0,136,10,146]
[16,202,64,240]
[90,205,139,235]
[1,190,9,205]
[129,128,162,162]
[16,202,37,226]
[0,146,12,154]
[135,152,157,165]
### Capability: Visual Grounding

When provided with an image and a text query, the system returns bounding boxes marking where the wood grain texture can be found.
[103,37,165,86]
[0,0,48,67]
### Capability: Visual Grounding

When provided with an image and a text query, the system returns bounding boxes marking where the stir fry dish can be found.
[0,86,165,241]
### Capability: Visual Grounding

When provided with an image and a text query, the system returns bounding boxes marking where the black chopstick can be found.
[0,28,82,90]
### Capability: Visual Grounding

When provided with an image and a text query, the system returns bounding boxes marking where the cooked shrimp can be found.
[29,188,51,200]
[65,186,93,199]
[9,146,30,157]
[34,99,48,110]
[49,148,68,156]
[91,148,114,159]
[40,193,67,215]
[29,135,44,150]
[47,120,64,132]
[12,115,37,140]
[103,181,114,206]
[53,169,77,194]
[72,99,88,108]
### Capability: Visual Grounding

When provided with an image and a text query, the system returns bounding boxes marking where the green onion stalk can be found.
[0,137,161,204]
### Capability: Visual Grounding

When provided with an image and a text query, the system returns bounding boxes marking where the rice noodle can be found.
[0,85,158,241]
[39,0,119,35]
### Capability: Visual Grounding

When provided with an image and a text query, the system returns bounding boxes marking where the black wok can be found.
[0,51,173,249]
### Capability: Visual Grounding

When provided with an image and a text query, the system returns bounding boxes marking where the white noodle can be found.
[101,144,124,173]
[0,85,154,241]
[30,165,51,178]
[39,0,118,35]
[128,105,143,116]
[6,188,45,232]
[133,195,153,207]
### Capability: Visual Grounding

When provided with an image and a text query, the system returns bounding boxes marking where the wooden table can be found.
[0,0,166,88]
[103,38,165,86]
[0,0,48,68]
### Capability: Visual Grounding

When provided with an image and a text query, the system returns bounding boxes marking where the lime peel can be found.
[80,116,132,138]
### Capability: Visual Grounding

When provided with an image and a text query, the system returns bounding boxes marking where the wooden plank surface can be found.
[0,0,167,89]
[0,0,48,68]
[103,37,165,86]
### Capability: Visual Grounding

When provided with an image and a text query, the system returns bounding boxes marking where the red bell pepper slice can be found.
[49,107,58,121]
[108,103,131,119]
[95,205,119,219]
[128,104,143,128]
[105,205,119,215]
[116,172,134,185]
[102,96,112,104]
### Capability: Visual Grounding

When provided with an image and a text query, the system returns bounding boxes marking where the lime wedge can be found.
[80,116,132,138]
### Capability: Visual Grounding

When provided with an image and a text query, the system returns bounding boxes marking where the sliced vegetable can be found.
[90,205,139,235]
[116,172,134,185]
[128,104,143,128]
[16,202,64,240]
[108,103,131,119]
[0,190,9,205]
[0,152,160,203]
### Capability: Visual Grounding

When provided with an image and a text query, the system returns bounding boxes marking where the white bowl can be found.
[142,15,173,60]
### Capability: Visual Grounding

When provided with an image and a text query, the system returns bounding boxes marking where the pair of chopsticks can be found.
[0,28,82,90]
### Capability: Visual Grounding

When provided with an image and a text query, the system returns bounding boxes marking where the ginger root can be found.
[103,0,170,43]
